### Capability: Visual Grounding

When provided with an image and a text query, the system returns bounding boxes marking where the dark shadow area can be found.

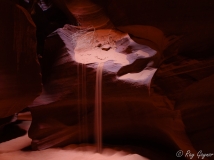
[21,145,33,151]
[0,122,27,143]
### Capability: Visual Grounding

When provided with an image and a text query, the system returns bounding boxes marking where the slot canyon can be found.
[0,0,214,160]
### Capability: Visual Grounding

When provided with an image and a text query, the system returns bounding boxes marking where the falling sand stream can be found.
[77,62,103,152]
[77,62,104,152]
[77,63,88,144]
[95,62,104,152]
[74,29,131,153]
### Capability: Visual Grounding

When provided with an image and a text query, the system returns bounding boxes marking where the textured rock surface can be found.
[27,25,198,159]
[0,1,42,119]
[176,74,214,154]
[97,3,214,156]
[52,0,114,29]
[150,52,214,160]
[1,1,214,160]
[95,0,214,58]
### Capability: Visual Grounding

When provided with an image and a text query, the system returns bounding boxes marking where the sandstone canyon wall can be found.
[0,1,214,160]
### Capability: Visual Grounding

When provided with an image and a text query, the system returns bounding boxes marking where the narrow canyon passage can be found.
[1,0,214,160]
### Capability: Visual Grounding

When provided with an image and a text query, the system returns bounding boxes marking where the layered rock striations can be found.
[28,25,197,159]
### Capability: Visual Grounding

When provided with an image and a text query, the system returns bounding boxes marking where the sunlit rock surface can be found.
[0,1,42,119]
[1,1,214,159]
[94,0,214,59]
[27,25,197,159]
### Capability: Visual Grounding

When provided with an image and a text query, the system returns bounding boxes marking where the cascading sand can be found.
[74,29,129,152]
[77,63,88,144]
[95,62,103,152]
[73,28,156,153]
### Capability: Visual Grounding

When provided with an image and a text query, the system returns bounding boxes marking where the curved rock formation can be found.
[0,1,42,119]
[1,1,214,160]
[27,25,198,159]
[52,0,114,29]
